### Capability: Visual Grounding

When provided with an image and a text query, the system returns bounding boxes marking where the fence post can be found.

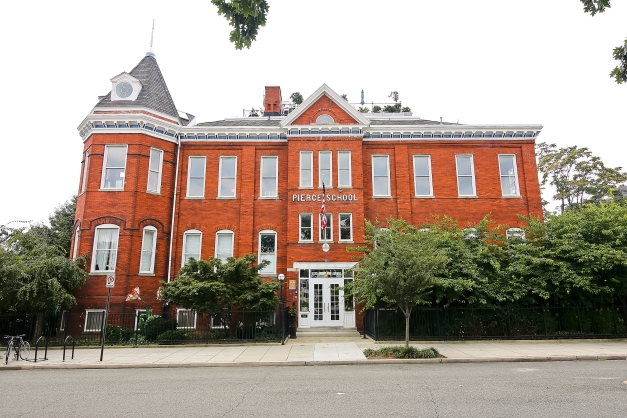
[577,307,583,334]
[135,311,139,346]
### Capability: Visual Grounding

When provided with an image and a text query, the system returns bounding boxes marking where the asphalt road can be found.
[4,361,627,417]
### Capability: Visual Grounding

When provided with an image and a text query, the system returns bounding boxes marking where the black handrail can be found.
[63,336,75,361]
[33,336,48,362]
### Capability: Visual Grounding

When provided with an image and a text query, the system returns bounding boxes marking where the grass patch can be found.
[363,346,441,359]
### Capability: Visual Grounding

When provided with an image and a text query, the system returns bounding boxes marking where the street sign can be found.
[105,275,116,288]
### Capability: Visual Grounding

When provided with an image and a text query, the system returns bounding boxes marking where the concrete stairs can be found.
[294,327,361,341]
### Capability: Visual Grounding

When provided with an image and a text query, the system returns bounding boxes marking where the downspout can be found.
[167,137,182,283]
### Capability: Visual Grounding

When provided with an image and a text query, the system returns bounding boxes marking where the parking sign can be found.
[105,275,116,288]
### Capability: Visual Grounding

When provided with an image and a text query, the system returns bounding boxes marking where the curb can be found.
[2,355,625,371]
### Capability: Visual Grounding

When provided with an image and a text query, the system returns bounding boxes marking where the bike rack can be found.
[33,336,48,362]
[63,336,75,362]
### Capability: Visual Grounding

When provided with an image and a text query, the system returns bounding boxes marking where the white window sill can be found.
[318,241,335,244]
[138,273,156,276]
[458,195,478,198]
[338,186,353,189]
[502,195,522,199]
[299,186,314,190]
[371,195,393,199]
[147,190,161,196]
[339,240,354,244]
[298,240,315,244]
[259,196,279,200]
[217,196,236,199]
[415,195,435,198]
[185,196,205,199]
[98,188,124,192]
[259,273,277,277]
[89,271,114,276]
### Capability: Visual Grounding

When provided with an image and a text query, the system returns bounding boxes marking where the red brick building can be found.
[72,52,543,331]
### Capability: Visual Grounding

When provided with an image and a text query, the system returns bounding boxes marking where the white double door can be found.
[311,278,345,327]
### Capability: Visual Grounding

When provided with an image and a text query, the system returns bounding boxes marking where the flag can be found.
[321,182,327,233]
[126,286,141,301]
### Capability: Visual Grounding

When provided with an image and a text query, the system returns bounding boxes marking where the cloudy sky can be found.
[0,0,625,225]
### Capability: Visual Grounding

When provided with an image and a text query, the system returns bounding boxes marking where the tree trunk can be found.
[404,304,413,348]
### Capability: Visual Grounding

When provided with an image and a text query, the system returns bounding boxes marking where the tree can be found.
[160,253,280,316]
[401,106,411,113]
[347,219,449,347]
[580,0,627,84]
[358,106,370,113]
[536,142,627,214]
[0,227,87,313]
[388,91,399,103]
[28,196,77,257]
[290,92,303,105]
[211,0,269,50]
[372,105,382,113]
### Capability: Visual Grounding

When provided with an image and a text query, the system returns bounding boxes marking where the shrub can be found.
[141,316,177,341]
[105,325,133,343]
[156,330,188,343]
[363,346,440,359]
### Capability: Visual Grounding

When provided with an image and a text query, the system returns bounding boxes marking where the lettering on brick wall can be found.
[292,194,358,202]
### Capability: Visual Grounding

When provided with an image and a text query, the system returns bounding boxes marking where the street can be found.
[4,361,627,417]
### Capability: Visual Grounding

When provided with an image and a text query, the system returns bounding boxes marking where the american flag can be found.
[321,182,327,234]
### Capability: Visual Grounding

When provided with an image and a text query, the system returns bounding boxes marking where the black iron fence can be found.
[0,309,285,346]
[364,306,627,341]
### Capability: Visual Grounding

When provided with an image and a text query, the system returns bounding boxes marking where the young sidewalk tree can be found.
[348,219,449,347]
[160,253,280,318]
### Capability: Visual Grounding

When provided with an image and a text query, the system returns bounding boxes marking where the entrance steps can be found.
[296,327,361,338]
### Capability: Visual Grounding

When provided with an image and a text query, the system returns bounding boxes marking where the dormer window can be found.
[110,72,142,101]
[316,114,334,124]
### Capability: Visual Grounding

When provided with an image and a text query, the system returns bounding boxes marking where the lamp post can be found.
[278,273,285,344]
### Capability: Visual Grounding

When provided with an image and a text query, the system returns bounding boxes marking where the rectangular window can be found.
[81,151,89,194]
[413,155,433,196]
[372,155,390,196]
[338,151,352,188]
[339,213,353,241]
[215,231,234,263]
[300,151,313,188]
[59,310,68,332]
[319,213,332,242]
[177,309,197,329]
[91,226,119,272]
[134,309,147,331]
[182,231,201,266]
[456,155,476,196]
[187,157,206,197]
[139,227,157,273]
[72,227,80,259]
[147,148,164,193]
[259,232,276,274]
[299,213,313,242]
[319,151,332,187]
[85,310,105,332]
[260,156,278,197]
[101,145,127,189]
[218,156,237,198]
[498,155,520,196]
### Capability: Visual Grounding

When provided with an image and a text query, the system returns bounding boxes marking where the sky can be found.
[0,0,625,225]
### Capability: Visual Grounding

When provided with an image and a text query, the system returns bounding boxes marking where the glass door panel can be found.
[313,283,324,322]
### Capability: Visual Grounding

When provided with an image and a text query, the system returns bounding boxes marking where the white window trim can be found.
[455,154,477,197]
[300,151,313,188]
[258,229,277,274]
[319,213,333,242]
[84,309,106,332]
[176,308,197,329]
[211,314,226,329]
[218,156,237,198]
[339,213,353,242]
[337,151,352,188]
[81,151,89,194]
[371,155,391,197]
[59,310,68,332]
[186,156,206,198]
[90,224,120,273]
[147,148,164,194]
[506,228,526,240]
[100,145,128,190]
[139,226,157,274]
[498,154,520,197]
[72,226,80,260]
[260,156,279,198]
[182,229,202,267]
[413,155,433,197]
[299,213,314,243]
[134,309,147,331]
[319,151,333,188]
[215,229,234,262]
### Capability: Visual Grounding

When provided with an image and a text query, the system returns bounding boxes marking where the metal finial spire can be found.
[146,19,155,57]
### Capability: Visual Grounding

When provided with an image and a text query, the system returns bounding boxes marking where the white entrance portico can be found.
[294,262,356,328]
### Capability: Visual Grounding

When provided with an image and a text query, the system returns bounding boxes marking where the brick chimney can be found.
[264,86,282,116]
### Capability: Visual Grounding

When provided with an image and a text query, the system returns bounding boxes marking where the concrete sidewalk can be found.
[2,338,627,370]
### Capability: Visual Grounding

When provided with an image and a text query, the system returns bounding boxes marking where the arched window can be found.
[139,226,157,274]
[182,229,202,266]
[215,230,234,263]
[258,230,277,274]
[72,226,80,260]
[316,114,334,124]
[91,224,119,272]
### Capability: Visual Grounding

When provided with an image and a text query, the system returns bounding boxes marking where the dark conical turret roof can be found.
[95,55,180,123]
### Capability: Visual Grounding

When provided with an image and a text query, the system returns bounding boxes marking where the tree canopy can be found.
[290,92,304,105]
[160,253,280,315]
